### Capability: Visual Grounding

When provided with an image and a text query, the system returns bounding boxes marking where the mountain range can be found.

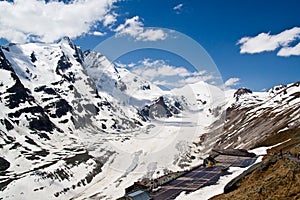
[0,38,299,199]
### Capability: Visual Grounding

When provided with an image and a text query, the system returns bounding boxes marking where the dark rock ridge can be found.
[0,157,10,171]
[1,49,57,135]
[268,84,286,95]
[233,88,252,100]
[140,96,182,119]
[212,149,256,158]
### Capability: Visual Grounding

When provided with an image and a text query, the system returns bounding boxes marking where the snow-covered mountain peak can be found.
[83,50,120,94]
[58,36,75,47]
[83,50,165,108]
[1,41,80,85]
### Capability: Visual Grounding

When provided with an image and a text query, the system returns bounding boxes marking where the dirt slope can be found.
[210,129,300,200]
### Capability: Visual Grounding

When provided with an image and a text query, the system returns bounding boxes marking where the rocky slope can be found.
[197,82,300,152]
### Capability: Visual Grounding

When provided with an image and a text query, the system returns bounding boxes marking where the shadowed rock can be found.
[0,157,10,171]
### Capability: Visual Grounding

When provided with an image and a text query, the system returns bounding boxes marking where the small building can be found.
[203,155,216,167]
[125,180,151,194]
[125,190,152,200]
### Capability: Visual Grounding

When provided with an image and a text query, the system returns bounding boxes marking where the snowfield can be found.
[71,109,218,199]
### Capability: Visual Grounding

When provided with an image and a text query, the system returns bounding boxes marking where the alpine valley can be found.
[0,38,299,200]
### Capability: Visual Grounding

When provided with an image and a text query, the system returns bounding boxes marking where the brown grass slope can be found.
[210,128,300,200]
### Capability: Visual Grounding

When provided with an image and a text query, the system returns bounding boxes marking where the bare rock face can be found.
[0,157,10,171]
[268,84,287,95]
[140,96,183,119]
[233,88,252,99]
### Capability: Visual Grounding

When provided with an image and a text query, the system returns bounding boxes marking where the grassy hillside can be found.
[210,128,300,200]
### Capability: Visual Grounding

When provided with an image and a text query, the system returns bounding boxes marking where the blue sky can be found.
[0,0,299,91]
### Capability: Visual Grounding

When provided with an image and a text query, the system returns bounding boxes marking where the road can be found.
[151,156,257,200]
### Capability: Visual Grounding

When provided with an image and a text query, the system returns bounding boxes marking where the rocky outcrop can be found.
[140,96,182,119]
[268,84,286,95]
[212,149,256,158]
[234,88,252,100]
[0,157,10,171]
[210,82,300,150]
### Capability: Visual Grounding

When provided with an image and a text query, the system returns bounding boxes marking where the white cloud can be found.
[114,16,167,41]
[137,29,167,41]
[277,42,300,56]
[191,70,207,76]
[153,80,170,86]
[102,12,117,27]
[115,61,136,68]
[130,59,213,89]
[133,59,190,79]
[127,63,136,68]
[173,3,183,14]
[115,62,127,68]
[0,0,117,43]
[92,31,106,36]
[153,75,214,88]
[115,16,142,37]
[224,78,240,87]
[179,75,214,85]
[238,27,300,56]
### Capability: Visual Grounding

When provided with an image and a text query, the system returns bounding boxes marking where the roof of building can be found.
[127,190,151,200]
